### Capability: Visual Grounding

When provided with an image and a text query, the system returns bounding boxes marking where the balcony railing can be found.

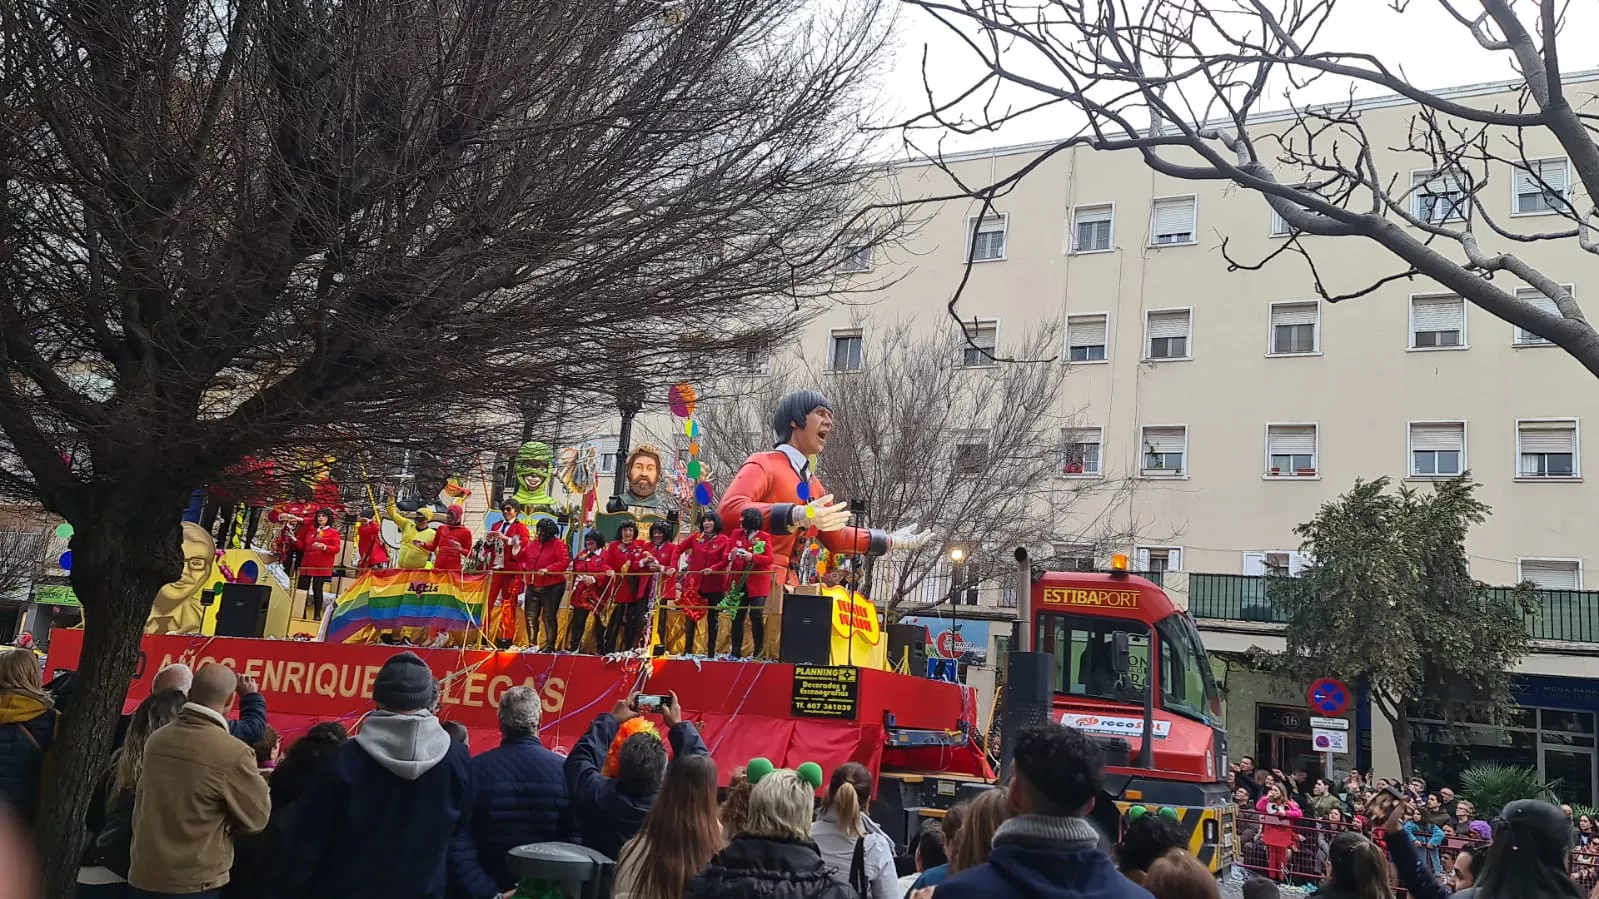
[1188,573,1599,644]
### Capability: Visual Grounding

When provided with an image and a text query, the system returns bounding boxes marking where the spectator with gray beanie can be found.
[274,651,473,899]
[449,686,571,898]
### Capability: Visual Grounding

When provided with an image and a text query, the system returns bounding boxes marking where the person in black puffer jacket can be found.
[0,648,59,827]
[685,767,856,899]
[223,722,348,899]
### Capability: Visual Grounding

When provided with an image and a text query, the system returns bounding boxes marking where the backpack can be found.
[848,834,869,898]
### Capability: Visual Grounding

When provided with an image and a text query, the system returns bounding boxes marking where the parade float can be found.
[46,385,993,827]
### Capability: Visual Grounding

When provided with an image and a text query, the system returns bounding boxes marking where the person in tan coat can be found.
[129,664,270,898]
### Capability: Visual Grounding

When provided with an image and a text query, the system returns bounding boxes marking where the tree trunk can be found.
[33,490,185,899]
[1393,710,1415,782]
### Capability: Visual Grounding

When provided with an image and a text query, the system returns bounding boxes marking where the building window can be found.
[1140,426,1187,475]
[1061,427,1103,476]
[1054,543,1098,571]
[1269,302,1319,355]
[744,342,772,374]
[1412,171,1466,223]
[1513,286,1568,346]
[1150,197,1197,246]
[953,432,989,471]
[1243,551,1310,577]
[1410,422,1466,477]
[1513,158,1569,216]
[960,320,998,367]
[1520,559,1582,590]
[1073,204,1114,253]
[1517,419,1578,479]
[1066,314,1108,362]
[966,214,1007,262]
[1411,294,1466,348]
[1266,424,1318,477]
[827,328,863,372]
[595,435,621,476]
[1145,309,1192,360]
[1136,547,1182,573]
[839,236,872,273]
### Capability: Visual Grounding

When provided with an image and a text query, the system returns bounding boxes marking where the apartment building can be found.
[791,72,1599,795]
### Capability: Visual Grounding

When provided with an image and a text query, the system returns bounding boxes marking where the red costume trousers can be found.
[488,570,524,642]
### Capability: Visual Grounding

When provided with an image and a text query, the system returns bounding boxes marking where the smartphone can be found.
[1364,785,1405,821]
[635,694,671,712]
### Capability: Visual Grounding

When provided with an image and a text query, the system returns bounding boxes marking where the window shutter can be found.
[1267,425,1316,455]
[1520,422,1576,454]
[1521,560,1580,590]
[1241,552,1267,576]
[1064,427,1101,447]
[1076,205,1112,226]
[1133,548,1152,570]
[1516,160,1567,196]
[1153,199,1195,237]
[1069,316,1107,347]
[1272,304,1317,327]
[1143,427,1185,454]
[1147,311,1189,339]
[1287,552,1312,576]
[1411,423,1464,452]
[1412,297,1463,332]
[1166,549,1182,571]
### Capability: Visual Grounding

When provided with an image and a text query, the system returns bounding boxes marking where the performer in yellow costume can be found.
[386,490,436,569]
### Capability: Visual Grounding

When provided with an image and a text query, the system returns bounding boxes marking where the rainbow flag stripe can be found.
[327,571,487,643]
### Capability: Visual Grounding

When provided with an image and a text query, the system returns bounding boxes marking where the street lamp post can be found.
[947,546,966,678]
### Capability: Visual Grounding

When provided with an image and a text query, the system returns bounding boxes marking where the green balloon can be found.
[687,460,703,479]
[54,522,74,539]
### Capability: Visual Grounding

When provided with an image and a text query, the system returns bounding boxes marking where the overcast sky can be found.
[872,1,1599,158]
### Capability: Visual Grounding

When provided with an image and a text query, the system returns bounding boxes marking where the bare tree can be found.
[697,320,1140,616]
[899,0,1599,375]
[0,0,895,887]
[0,529,46,603]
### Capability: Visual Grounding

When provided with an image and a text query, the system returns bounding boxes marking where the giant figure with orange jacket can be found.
[717,389,931,584]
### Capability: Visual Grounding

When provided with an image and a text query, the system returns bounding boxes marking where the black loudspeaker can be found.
[216,583,271,638]
[1001,650,1055,779]
[886,624,928,677]
[779,594,834,665]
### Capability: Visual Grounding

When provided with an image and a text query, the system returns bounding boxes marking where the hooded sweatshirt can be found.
[933,815,1152,899]
[275,711,473,899]
[0,691,56,823]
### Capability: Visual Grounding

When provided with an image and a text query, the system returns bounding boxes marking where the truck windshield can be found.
[1156,613,1224,725]
[1038,610,1223,726]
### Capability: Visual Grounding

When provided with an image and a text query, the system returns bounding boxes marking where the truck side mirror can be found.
[1111,631,1130,675]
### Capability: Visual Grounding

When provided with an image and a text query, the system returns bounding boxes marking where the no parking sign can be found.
[1306,677,1350,716]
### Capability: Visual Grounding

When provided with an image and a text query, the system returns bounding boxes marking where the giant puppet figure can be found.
[597,444,669,541]
[718,389,931,586]
[146,522,217,634]
[511,441,558,513]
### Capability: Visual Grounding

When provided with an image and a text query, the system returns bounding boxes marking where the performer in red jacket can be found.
[566,530,610,652]
[523,518,571,651]
[484,500,532,646]
[644,521,683,654]
[718,389,930,588]
[355,513,390,571]
[726,508,776,659]
[299,508,342,619]
[599,519,656,654]
[429,504,475,573]
[677,515,731,656]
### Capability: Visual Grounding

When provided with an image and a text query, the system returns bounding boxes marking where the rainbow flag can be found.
[327,570,487,643]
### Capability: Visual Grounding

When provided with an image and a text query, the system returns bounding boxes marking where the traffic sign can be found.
[1310,716,1349,730]
[1312,728,1349,754]
[1307,678,1351,716]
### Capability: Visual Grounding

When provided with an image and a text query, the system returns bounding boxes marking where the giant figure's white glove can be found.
[791,493,853,532]
[888,525,934,551]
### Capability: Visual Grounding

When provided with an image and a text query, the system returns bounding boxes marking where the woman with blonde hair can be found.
[1144,850,1221,899]
[949,787,1014,874]
[0,647,58,825]
[811,761,898,899]
[76,688,186,898]
[686,765,853,899]
[613,753,723,899]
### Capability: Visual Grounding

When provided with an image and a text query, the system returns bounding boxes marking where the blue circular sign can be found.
[1307,678,1350,716]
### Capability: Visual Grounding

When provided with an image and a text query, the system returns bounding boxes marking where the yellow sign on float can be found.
[1040,587,1141,609]
[821,586,887,670]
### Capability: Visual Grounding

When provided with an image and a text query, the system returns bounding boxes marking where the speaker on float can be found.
[886,623,928,677]
[778,593,834,665]
[1000,650,1054,779]
[216,583,271,638]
